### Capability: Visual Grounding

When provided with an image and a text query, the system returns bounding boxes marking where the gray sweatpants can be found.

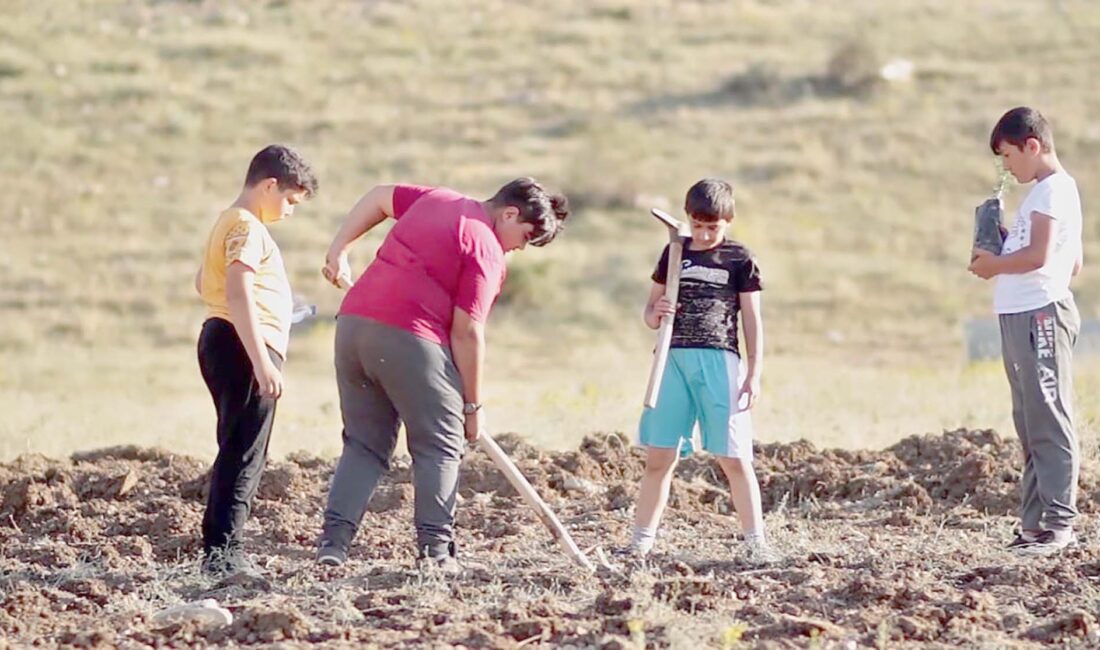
[999,297,1080,532]
[323,316,465,557]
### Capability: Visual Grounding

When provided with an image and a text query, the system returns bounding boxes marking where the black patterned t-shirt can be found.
[651,238,763,354]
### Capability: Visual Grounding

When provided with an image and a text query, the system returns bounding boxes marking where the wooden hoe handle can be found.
[644,209,685,408]
[478,432,596,572]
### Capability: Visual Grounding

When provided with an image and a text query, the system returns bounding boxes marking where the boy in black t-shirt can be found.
[630,178,770,559]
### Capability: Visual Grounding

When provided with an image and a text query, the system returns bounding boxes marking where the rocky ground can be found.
[2,429,1099,648]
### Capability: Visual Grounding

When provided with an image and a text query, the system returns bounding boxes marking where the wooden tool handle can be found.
[643,238,684,408]
[478,432,595,572]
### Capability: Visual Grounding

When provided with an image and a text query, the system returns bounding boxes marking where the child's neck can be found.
[1033,153,1064,183]
[230,189,265,220]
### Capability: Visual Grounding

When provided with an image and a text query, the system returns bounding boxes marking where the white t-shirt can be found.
[993,172,1082,314]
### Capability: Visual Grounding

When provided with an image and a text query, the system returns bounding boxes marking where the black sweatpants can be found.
[197,317,283,554]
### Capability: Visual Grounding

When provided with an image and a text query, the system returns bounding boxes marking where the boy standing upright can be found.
[195,145,318,575]
[969,107,1083,556]
[630,178,769,559]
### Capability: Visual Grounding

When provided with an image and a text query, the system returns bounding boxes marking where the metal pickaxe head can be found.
[650,208,689,241]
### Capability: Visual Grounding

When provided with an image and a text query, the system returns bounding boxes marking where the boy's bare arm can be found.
[643,282,673,329]
[1074,250,1084,276]
[739,290,763,409]
[323,185,397,286]
[969,211,1054,278]
[450,306,485,443]
[194,266,203,295]
[225,261,283,399]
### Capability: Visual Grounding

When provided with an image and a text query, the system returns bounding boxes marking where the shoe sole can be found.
[1012,539,1077,557]
[316,555,345,567]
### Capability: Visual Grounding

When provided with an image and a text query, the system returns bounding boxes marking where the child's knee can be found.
[719,457,752,476]
[643,450,678,476]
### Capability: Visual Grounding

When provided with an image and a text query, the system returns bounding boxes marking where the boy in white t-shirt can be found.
[969,107,1084,556]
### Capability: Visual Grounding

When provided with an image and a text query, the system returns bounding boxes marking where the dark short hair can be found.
[244,145,319,197]
[685,178,735,222]
[990,107,1054,154]
[489,177,569,247]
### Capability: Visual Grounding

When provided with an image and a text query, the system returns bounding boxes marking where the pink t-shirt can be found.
[339,185,506,345]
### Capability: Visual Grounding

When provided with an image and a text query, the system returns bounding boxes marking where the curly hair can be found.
[488,177,569,247]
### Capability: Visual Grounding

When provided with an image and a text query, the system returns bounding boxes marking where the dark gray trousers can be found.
[999,297,1080,532]
[322,316,465,557]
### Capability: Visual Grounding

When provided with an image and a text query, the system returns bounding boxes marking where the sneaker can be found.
[316,538,348,567]
[1007,529,1041,550]
[1013,529,1077,557]
[611,544,650,559]
[417,543,461,576]
[202,546,257,578]
[743,535,780,565]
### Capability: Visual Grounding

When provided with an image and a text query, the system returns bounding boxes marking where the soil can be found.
[2,428,1098,648]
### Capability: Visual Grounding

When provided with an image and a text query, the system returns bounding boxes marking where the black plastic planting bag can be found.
[973,196,1006,255]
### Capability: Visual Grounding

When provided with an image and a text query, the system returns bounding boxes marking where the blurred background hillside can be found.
[3,0,1100,460]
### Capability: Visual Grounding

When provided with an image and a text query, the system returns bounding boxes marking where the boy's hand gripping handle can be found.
[644,208,686,408]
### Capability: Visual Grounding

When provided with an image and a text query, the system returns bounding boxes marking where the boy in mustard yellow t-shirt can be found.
[195,145,318,576]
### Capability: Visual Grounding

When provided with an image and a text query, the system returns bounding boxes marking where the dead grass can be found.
[4,0,1100,458]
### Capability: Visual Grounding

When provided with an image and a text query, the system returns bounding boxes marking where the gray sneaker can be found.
[316,538,348,567]
[417,543,461,576]
[202,545,256,578]
[1013,529,1077,557]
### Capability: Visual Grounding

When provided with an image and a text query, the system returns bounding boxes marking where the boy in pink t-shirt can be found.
[339,184,507,343]
[316,178,569,571]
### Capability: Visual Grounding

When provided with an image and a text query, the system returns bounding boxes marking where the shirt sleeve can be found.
[392,184,435,219]
[735,255,764,292]
[455,224,506,323]
[650,245,671,284]
[1026,181,1056,219]
[1032,178,1077,223]
[223,220,265,271]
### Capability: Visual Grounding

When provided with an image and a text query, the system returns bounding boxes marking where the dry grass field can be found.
[2,0,1100,459]
[5,2,1100,647]
[3,0,1100,460]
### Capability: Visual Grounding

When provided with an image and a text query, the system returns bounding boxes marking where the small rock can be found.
[153,599,233,627]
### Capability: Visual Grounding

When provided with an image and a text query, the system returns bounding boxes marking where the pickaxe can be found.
[644,208,688,408]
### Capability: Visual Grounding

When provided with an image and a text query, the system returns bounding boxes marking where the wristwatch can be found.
[463,402,482,415]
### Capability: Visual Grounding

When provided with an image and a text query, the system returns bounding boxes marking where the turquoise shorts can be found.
[638,348,754,459]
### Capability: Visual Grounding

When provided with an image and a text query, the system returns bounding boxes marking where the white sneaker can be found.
[743,535,779,564]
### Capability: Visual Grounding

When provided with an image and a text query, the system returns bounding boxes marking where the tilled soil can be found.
[2,429,1099,648]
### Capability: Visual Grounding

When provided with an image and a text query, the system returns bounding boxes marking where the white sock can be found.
[631,526,657,554]
[743,529,766,544]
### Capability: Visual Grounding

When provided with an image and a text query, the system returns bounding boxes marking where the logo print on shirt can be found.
[680,262,730,285]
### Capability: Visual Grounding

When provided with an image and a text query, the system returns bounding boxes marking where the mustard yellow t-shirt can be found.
[200,208,292,357]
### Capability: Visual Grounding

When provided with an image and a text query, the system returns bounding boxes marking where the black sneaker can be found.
[1007,529,1041,550]
[1013,529,1077,557]
[316,538,348,567]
